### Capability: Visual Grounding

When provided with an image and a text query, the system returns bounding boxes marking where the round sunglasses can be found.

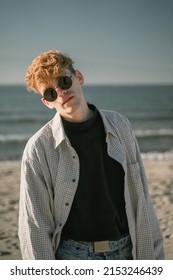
[43,75,72,102]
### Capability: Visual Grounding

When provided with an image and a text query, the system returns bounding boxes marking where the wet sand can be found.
[0,160,173,260]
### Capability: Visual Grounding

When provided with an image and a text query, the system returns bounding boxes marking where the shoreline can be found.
[0,159,173,260]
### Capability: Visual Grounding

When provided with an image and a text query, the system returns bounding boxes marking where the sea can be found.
[0,84,173,161]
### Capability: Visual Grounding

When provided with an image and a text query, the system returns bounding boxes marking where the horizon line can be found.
[0,82,173,87]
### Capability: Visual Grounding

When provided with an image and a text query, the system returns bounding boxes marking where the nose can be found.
[55,87,67,97]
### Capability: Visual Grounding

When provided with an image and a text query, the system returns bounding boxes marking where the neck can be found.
[62,103,93,123]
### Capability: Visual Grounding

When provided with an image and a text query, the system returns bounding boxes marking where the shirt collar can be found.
[51,112,68,148]
[51,106,118,149]
[98,108,118,138]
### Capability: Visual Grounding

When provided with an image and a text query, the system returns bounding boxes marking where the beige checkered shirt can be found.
[18,108,164,259]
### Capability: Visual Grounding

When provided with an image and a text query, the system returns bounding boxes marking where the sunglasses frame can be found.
[43,75,72,102]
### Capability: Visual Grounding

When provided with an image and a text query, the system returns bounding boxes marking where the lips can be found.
[62,96,74,105]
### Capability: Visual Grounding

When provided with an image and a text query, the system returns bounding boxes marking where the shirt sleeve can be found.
[132,129,165,260]
[18,148,56,259]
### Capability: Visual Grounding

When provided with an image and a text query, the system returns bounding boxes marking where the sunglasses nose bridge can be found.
[55,87,67,97]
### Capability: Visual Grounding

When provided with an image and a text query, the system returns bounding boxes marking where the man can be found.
[18,50,164,260]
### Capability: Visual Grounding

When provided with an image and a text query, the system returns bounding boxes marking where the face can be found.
[40,70,87,120]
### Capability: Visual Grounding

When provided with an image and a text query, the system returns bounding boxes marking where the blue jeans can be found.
[56,234,133,260]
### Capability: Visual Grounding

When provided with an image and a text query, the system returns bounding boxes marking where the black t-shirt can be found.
[61,105,129,241]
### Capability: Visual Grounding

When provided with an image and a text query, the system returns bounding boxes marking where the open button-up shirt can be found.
[18,108,164,259]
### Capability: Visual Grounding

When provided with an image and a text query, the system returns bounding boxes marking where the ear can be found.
[41,98,54,109]
[75,70,84,85]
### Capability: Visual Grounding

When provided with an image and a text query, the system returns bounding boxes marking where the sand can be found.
[0,159,173,260]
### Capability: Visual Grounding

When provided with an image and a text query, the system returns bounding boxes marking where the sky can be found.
[0,0,173,85]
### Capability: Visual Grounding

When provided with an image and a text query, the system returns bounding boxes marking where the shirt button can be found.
[72,156,76,159]
[65,202,69,206]
[72,179,76,182]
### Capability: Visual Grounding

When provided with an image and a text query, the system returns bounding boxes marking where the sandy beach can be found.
[0,159,172,260]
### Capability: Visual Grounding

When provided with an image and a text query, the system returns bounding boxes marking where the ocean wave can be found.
[135,129,173,137]
[142,150,173,160]
[1,129,173,144]
[129,115,173,121]
[0,133,173,161]
[0,134,31,143]
[0,116,49,124]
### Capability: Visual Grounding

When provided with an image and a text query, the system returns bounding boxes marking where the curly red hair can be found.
[25,50,75,94]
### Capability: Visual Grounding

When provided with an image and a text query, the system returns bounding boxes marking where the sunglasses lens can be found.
[58,76,72,90]
[43,76,72,101]
[43,88,57,102]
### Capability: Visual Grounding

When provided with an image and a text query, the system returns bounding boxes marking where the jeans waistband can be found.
[61,234,131,254]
